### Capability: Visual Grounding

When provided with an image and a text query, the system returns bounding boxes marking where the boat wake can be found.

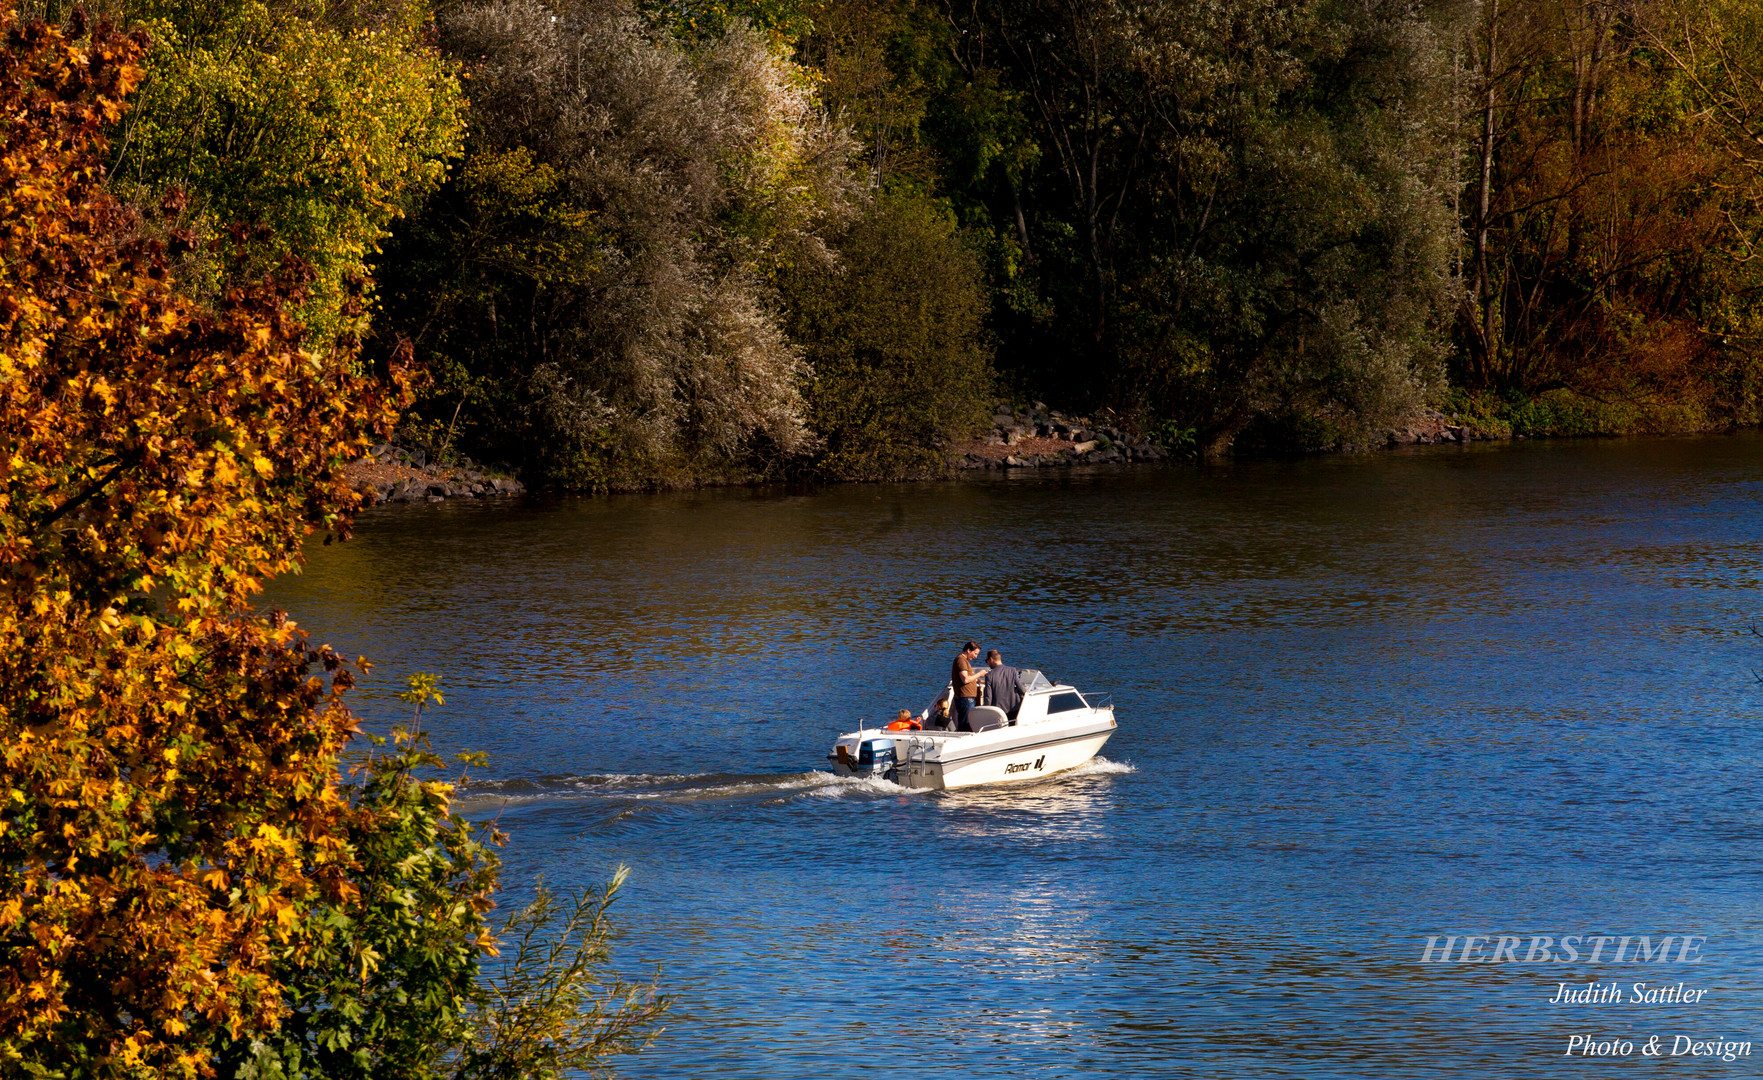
[453,756,1134,813]
[454,768,914,810]
[1066,756,1136,777]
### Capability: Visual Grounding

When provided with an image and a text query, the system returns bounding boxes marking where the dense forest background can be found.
[35,0,1763,485]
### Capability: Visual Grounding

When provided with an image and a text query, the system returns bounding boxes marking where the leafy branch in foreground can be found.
[454,871,669,1080]
[219,676,668,1080]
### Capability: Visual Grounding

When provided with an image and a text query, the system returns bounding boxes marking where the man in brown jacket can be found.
[950,641,983,731]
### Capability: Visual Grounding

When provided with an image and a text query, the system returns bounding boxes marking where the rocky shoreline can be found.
[955,405,1169,470]
[348,405,1527,508]
[346,443,527,506]
[1384,407,1520,447]
[953,404,1523,470]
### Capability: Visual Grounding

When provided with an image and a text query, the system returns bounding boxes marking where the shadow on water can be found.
[269,435,1763,1079]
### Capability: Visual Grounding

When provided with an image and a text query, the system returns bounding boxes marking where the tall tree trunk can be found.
[1471,0,1500,386]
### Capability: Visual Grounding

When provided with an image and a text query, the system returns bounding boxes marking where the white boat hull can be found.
[829,709,1117,791]
[905,722,1115,790]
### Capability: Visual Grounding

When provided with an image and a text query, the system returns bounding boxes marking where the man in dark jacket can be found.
[982,649,1024,720]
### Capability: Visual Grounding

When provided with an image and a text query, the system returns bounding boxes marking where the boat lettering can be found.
[1004,756,1047,775]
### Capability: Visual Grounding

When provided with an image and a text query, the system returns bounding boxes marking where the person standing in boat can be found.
[950,641,983,731]
[982,649,1024,721]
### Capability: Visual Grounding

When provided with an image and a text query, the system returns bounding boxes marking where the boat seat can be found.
[966,705,1009,733]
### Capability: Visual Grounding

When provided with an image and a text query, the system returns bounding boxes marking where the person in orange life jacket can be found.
[951,641,983,732]
[886,709,921,731]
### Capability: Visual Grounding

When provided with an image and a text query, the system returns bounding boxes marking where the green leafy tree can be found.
[106,0,464,340]
[956,0,1457,454]
[215,678,667,1080]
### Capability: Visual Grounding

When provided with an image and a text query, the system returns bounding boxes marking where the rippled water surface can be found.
[268,436,1763,1078]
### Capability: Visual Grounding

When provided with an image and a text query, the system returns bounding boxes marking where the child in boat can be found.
[886,709,921,731]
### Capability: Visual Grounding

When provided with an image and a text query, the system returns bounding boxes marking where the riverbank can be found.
[356,397,1716,505]
[346,443,527,505]
[950,404,1523,471]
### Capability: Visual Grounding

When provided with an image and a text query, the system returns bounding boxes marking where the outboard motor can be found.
[857,738,898,782]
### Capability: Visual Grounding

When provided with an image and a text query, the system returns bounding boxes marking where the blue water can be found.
[268,435,1763,1078]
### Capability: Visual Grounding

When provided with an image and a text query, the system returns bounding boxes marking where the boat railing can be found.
[1085,692,1113,709]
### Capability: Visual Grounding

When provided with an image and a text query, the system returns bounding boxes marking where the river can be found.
[267,435,1763,1078]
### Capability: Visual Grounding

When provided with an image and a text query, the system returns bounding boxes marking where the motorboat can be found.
[827,669,1117,790]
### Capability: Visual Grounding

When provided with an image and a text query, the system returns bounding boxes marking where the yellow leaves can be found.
[0,7,420,1074]
[253,823,300,859]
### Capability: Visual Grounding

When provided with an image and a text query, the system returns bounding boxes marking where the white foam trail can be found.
[456,758,1131,810]
[801,771,929,799]
[456,769,893,806]
[1066,756,1136,777]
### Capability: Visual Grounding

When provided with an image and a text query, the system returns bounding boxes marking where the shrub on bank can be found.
[783,192,995,480]
[1443,387,1721,439]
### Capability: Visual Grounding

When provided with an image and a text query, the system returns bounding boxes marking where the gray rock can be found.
[426,495,444,503]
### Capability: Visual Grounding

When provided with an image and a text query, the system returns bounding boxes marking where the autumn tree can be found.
[0,9,662,1076]
[1450,0,1763,434]
[0,7,398,1073]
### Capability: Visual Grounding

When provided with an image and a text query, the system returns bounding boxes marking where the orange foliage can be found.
[0,6,406,1076]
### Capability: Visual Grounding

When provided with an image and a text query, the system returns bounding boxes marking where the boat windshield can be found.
[1019,669,1054,691]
